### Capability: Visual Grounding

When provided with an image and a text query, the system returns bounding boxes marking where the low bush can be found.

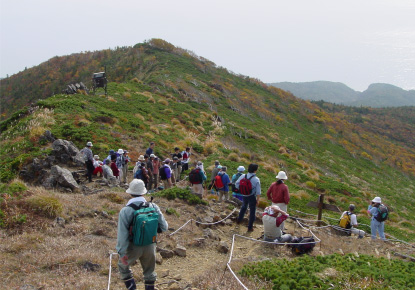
[25,194,63,218]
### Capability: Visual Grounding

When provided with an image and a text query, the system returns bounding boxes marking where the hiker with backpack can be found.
[110,154,120,179]
[231,166,245,201]
[80,141,94,182]
[339,204,365,238]
[367,197,388,241]
[216,166,231,202]
[262,205,289,242]
[145,154,154,190]
[116,179,168,290]
[159,159,172,189]
[235,164,261,232]
[209,161,221,194]
[189,161,207,198]
[266,171,290,231]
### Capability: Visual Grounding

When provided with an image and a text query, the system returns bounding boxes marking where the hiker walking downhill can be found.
[368,197,388,241]
[266,171,290,231]
[116,179,168,290]
[81,141,94,182]
[339,204,365,238]
[235,164,261,232]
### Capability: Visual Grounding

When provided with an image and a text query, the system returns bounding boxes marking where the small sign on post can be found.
[306,194,341,226]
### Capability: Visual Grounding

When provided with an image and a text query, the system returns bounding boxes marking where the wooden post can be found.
[317,194,324,226]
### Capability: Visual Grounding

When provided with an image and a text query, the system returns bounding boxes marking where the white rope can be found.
[107,252,118,290]
[168,208,237,236]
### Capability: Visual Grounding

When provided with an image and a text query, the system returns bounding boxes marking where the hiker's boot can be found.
[144,280,155,290]
[124,278,136,290]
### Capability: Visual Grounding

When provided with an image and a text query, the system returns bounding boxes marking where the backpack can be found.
[189,168,202,184]
[339,212,352,229]
[239,174,254,196]
[128,202,159,246]
[159,166,167,180]
[375,205,388,222]
[214,175,224,189]
[134,168,143,180]
[231,173,242,193]
[182,151,188,160]
[290,237,316,255]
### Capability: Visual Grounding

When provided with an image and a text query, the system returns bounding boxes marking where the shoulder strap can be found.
[128,202,146,211]
[248,174,254,180]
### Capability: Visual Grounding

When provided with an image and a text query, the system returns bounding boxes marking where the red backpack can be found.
[239,174,254,195]
[214,175,224,189]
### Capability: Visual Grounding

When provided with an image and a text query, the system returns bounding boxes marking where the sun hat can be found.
[276,171,288,180]
[138,155,145,161]
[150,154,156,158]
[217,165,222,169]
[86,141,93,147]
[93,155,99,160]
[117,148,124,154]
[237,166,245,172]
[372,197,382,203]
[126,179,147,196]
[164,158,171,163]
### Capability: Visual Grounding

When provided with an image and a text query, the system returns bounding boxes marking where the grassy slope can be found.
[1,41,414,241]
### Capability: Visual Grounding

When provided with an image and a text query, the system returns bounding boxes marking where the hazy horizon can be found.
[1,0,414,92]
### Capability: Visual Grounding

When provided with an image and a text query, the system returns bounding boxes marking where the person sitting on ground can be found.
[92,155,103,176]
[231,166,245,202]
[217,166,231,202]
[102,159,117,185]
[262,205,289,242]
[367,196,387,241]
[339,204,365,238]
[116,179,168,290]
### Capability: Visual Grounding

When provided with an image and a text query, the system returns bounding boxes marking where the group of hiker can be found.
[81,141,390,290]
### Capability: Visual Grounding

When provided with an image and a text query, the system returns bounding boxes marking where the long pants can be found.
[219,190,229,201]
[118,243,157,282]
[121,166,128,184]
[370,219,385,240]
[152,174,159,190]
[172,168,178,183]
[192,183,204,198]
[162,179,171,190]
[272,202,287,230]
[147,174,153,190]
[351,227,365,238]
[85,161,94,182]
[238,194,257,230]
[177,165,182,181]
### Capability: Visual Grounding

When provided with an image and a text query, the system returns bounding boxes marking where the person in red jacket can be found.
[110,154,120,179]
[266,171,290,230]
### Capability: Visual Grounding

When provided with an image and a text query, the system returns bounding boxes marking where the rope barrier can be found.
[108,208,413,290]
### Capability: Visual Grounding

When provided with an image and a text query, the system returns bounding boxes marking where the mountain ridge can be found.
[269,81,415,107]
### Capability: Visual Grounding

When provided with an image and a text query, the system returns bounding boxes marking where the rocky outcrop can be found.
[20,137,85,192]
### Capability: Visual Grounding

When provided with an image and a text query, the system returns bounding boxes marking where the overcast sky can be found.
[1,0,414,91]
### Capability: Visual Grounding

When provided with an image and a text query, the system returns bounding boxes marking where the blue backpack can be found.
[134,168,143,179]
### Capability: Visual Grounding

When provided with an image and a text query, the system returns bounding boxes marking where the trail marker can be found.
[306,194,340,226]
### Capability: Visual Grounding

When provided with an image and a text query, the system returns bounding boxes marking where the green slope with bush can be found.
[1,39,415,241]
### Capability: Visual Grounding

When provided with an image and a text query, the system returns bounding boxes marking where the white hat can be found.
[138,155,145,161]
[150,154,156,158]
[237,166,245,172]
[86,141,93,147]
[276,171,288,180]
[93,155,99,160]
[126,179,147,196]
[117,148,124,154]
[372,197,382,203]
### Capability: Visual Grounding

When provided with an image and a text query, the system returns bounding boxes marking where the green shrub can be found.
[102,192,124,204]
[166,208,180,217]
[25,194,63,218]
[192,143,204,154]
[7,181,27,196]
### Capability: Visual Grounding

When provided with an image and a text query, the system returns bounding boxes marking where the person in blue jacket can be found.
[217,166,231,202]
